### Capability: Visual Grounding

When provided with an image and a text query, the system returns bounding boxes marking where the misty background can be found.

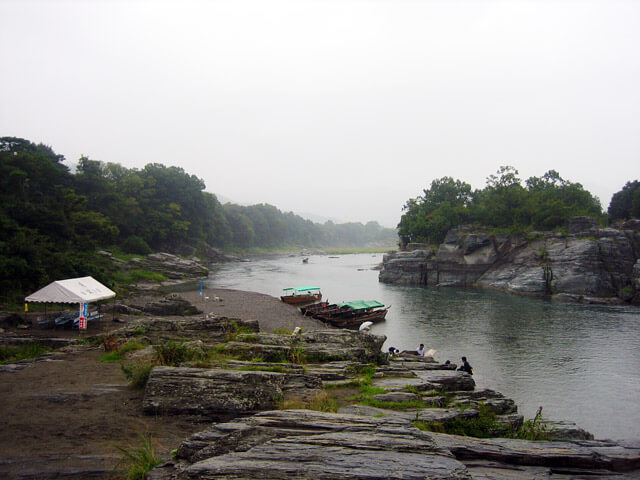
[1,0,639,227]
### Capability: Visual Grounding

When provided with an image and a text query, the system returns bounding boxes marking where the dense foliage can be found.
[398,166,604,245]
[608,180,640,221]
[0,137,396,303]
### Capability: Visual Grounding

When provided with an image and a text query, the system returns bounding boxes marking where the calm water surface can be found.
[207,253,640,441]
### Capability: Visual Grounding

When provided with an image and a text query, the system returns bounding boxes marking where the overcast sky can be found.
[1,0,639,227]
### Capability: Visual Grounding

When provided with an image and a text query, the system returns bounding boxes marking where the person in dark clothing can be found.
[458,356,473,375]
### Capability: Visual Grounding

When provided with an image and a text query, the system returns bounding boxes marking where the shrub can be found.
[121,361,154,389]
[516,407,553,440]
[413,403,509,438]
[120,236,152,255]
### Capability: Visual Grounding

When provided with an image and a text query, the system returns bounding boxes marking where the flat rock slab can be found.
[414,370,476,391]
[174,410,471,480]
[371,370,475,392]
[431,433,640,473]
[165,410,640,480]
[143,367,322,418]
[182,433,471,480]
[339,404,479,424]
[372,375,436,392]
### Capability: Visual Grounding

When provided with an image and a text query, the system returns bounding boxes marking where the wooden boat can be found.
[280,287,322,305]
[313,300,388,329]
[300,301,330,316]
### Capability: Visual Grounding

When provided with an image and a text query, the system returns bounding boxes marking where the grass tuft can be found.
[115,434,162,480]
[121,361,154,389]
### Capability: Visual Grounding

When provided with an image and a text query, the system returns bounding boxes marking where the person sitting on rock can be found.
[457,356,473,375]
[417,344,425,356]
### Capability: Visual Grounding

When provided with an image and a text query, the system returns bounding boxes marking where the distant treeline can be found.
[0,137,396,301]
[398,165,639,245]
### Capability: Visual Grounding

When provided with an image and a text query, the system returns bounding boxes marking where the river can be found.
[206,252,640,441]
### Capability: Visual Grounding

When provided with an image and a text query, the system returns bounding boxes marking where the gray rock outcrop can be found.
[152,409,640,480]
[380,219,640,302]
[129,252,209,279]
[143,367,323,418]
[109,315,259,344]
[171,410,471,480]
[224,330,387,364]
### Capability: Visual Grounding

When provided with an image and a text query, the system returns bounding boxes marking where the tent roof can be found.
[25,276,116,303]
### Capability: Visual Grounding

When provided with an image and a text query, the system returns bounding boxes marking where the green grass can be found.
[225,321,259,341]
[99,341,146,363]
[359,397,436,410]
[0,342,50,364]
[115,434,162,480]
[111,269,169,285]
[154,340,206,366]
[412,403,554,440]
[413,403,509,438]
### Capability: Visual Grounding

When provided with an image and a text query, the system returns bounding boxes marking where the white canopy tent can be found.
[25,276,116,303]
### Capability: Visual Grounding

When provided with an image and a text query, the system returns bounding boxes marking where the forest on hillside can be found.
[0,137,395,302]
[398,165,640,245]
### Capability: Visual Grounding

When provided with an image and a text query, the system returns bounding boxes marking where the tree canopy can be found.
[398,166,604,245]
[0,137,396,303]
[608,181,640,221]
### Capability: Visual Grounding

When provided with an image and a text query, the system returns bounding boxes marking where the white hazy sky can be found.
[1,0,639,227]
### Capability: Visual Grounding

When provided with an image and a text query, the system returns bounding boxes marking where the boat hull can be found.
[280,292,322,305]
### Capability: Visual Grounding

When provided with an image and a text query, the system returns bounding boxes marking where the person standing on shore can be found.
[417,344,425,356]
[458,356,473,375]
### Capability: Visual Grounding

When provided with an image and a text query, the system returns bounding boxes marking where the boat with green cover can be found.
[314,300,388,328]
[280,286,322,305]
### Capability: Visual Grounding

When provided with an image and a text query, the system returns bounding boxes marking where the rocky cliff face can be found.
[379,218,640,304]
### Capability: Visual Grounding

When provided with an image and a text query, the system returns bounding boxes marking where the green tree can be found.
[608,181,640,221]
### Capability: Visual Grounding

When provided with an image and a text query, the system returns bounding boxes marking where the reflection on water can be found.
[207,253,640,440]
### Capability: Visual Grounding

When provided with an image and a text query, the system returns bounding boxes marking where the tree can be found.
[608,181,640,221]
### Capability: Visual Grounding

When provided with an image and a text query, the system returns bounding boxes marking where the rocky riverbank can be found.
[1,288,639,479]
[380,217,640,304]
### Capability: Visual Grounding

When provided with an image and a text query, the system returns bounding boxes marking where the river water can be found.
[207,253,640,441]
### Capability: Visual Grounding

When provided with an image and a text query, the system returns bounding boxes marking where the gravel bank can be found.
[179,287,329,333]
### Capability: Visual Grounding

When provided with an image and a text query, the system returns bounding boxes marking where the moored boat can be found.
[280,286,322,305]
[300,301,330,316]
[313,300,388,329]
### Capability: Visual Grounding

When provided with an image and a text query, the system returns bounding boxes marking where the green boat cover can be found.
[282,286,320,292]
[337,300,384,310]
